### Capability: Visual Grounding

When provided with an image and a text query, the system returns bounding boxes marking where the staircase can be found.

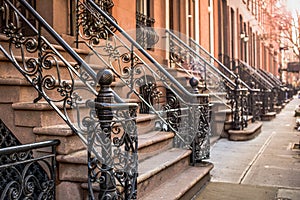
[164,31,263,140]
[237,60,277,121]
[0,0,212,199]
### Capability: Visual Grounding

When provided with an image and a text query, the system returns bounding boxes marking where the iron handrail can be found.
[79,0,211,162]
[239,60,274,90]
[17,0,124,103]
[188,37,255,91]
[0,139,60,155]
[87,0,208,101]
[257,69,277,87]
[166,30,236,88]
[0,0,136,164]
[258,69,283,87]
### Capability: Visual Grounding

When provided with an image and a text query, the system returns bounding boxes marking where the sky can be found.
[286,0,300,12]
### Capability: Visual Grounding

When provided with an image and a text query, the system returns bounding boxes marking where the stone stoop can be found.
[56,149,88,200]
[0,35,214,200]
[261,112,276,121]
[228,121,263,141]
[274,105,282,114]
[51,129,212,199]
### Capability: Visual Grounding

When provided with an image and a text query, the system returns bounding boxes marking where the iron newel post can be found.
[233,76,241,130]
[189,77,210,164]
[94,69,118,199]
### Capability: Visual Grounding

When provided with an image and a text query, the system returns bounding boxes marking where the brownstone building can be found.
[0,0,289,199]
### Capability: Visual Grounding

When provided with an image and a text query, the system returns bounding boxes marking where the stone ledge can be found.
[274,105,282,114]
[261,112,276,121]
[228,121,263,141]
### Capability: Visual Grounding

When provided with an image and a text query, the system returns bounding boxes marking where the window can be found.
[136,0,158,49]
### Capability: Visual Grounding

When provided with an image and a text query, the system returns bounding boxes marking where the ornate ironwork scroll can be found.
[164,77,211,162]
[0,119,59,199]
[76,0,211,164]
[76,0,117,44]
[237,60,275,115]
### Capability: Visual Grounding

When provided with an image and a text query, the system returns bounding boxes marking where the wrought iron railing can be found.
[166,30,254,130]
[0,119,59,199]
[237,60,275,115]
[0,0,211,199]
[75,0,211,161]
[0,0,138,199]
[257,69,285,106]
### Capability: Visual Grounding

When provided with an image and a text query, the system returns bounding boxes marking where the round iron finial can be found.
[189,77,199,88]
[97,69,113,85]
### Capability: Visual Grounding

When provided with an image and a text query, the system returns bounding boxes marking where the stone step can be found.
[137,148,191,199]
[12,102,73,127]
[139,131,175,161]
[0,78,38,103]
[56,149,88,182]
[222,116,254,139]
[34,124,85,155]
[34,121,174,154]
[135,113,159,135]
[140,163,213,200]
[228,121,263,141]
[12,100,157,128]
[55,134,178,186]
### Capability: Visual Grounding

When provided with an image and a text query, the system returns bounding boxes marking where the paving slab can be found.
[194,182,278,200]
[277,188,300,200]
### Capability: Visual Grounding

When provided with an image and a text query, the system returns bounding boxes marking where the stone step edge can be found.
[55,131,176,164]
[137,148,191,184]
[139,163,213,200]
[12,101,155,121]
[228,121,263,141]
[79,162,213,198]
[139,131,174,149]
[79,148,193,193]
[261,112,277,121]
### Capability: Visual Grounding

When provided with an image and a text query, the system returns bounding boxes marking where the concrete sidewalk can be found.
[194,97,300,200]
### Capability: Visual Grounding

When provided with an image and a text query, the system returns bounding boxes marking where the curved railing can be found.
[0,0,138,199]
[0,0,211,198]
[76,0,211,161]
[189,38,253,91]
[0,118,60,199]
[0,140,60,199]
[237,60,275,114]
[165,30,254,130]
[257,69,285,106]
